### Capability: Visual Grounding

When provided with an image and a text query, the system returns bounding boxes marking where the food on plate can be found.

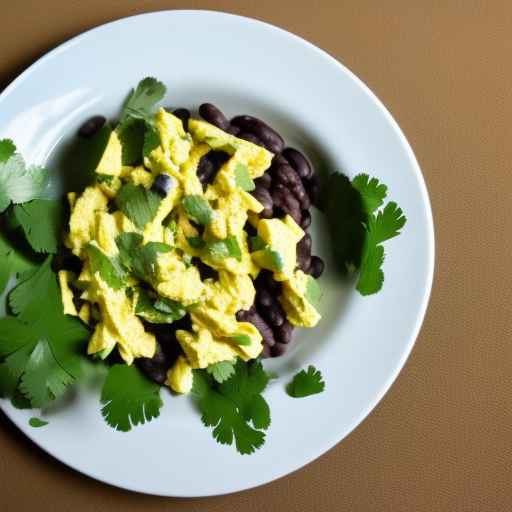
[0,78,406,454]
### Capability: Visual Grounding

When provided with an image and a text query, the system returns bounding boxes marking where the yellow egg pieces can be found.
[60,106,322,396]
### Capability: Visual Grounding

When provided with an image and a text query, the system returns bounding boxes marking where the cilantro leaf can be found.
[206,360,236,384]
[19,339,74,408]
[255,248,284,272]
[119,77,166,128]
[13,199,64,254]
[192,360,271,455]
[356,243,385,296]
[287,365,325,398]
[206,236,242,261]
[234,163,255,192]
[0,139,16,162]
[0,144,49,213]
[116,233,171,281]
[1,258,90,407]
[135,288,186,324]
[249,235,266,252]
[118,120,146,166]
[29,417,48,428]
[143,123,161,158]
[182,195,212,226]
[326,172,406,296]
[100,364,163,432]
[229,334,252,346]
[0,230,37,295]
[305,276,322,310]
[187,236,206,249]
[369,201,407,244]
[85,244,126,290]
[115,184,161,230]
[352,173,387,213]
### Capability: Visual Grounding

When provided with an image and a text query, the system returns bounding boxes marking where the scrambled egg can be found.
[60,107,321,394]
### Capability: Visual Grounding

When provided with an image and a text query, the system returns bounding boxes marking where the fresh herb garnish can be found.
[192,360,271,455]
[0,231,37,295]
[326,172,406,296]
[100,364,163,432]
[249,235,266,252]
[234,163,255,192]
[287,366,325,398]
[29,417,49,428]
[206,236,242,261]
[116,233,171,282]
[182,195,212,226]
[206,360,236,384]
[0,257,89,408]
[187,236,206,249]
[13,200,64,254]
[304,275,322,310]
[229,334,252,346]
[115,184,162,230]
[0,140,49,214]
[85,244,126,290]
[134,288,186,324]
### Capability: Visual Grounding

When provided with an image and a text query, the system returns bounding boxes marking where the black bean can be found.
[197,155,216,186]
[256,288,273,308]
[199,103,229,130]
[309,256,325,278]
[300,210,312,230]
[152,173,175,197]
[78,115,106,138]
[193,258,218,281]
[255,270,281,294]
[273,154,289,166]
[271,342,288,357]
[136,343,170,385]
[275,320,294,344]
[262,344,271,358]
[297,233,312,272]
[305,173,322,208]
[173,108,191,130]
[227,125,240,136]
[231,115,285,154]
[282,147,313,180]
[255,173,272,189]
[251,186,274,218]
[238,131,262,146]
[275,164,311,209]
[272,184,302,224]
[237,309,276,347]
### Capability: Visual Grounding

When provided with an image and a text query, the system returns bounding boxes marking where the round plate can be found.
[0,10,434,497]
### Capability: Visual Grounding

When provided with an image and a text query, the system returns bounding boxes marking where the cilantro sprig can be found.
[326,172,406,295]
[100,364,163,432]
[287,366,325,398]
[0,257,90,408]
[192,360,271,455]
[0,140,50,214]
[115,184,162,230]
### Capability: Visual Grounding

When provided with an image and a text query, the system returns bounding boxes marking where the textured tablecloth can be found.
[1,2,511,511]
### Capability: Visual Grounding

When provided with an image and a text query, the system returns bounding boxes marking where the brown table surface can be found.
[1,2,511,511]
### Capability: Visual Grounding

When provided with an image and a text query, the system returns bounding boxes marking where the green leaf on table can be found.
[100,364,163,432]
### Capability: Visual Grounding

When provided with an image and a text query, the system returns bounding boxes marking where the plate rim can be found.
[0,9,435,497]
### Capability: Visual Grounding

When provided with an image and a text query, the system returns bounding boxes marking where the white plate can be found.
[0,10,434,497]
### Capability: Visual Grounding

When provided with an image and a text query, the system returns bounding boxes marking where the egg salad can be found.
[60,108,322,395]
